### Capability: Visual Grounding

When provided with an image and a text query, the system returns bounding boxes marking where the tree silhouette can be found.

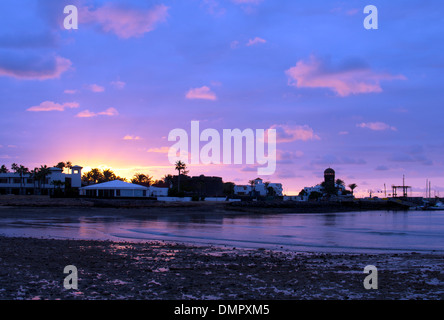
[175,161,188,192]
[11,163,29,195]
[131,173,152,186]
[348,183,358,196]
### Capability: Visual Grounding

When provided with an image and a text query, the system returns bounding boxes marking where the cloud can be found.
[81,4,169,39]
[76,110,97,118]
[277,150,304,164]
[0,53,71,80]
[88,84,105,93]
[232,0,263,4]
[270,124,320,142]
[111,80,126,90]
[123,135,142,141]
[185,86,217,101]
[147,147,170,153]
[27,101,79,112]
[202,0,226,16]
[76,108,118,118]
[285,55,406,97]
[375,165,389,171]
[64,89,78,94]
[311,155,366,166]
[98,108,119,116]
[357,122,397,131]
[246,37,266,46]
[338,131,349,135]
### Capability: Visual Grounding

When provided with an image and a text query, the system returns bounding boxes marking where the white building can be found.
[233,178,283,197]
[149,183,169,197]
[79,180,149,198]
[0,165,82,195]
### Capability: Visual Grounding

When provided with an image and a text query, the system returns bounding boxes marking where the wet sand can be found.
[0,236,442,300]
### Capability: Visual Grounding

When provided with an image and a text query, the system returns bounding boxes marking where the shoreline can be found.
[0,235,442,300]
[0,195,412,214]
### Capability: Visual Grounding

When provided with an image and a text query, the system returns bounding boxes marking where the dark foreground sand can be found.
[0,236,442,300]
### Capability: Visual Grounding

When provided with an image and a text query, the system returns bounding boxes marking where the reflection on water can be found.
[0,207,442,253]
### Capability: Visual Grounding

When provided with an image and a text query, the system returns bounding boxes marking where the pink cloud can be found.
[357,122,397,131]
[0,55,71,80]
[27,101,79,112]
[285,55,407,97]
[88,84,105,93]
[76,108,118,118]
[76,110,97,118]
[81,4,169,39]
[98,108,119,116]
[123,135,142,141]
[232,0,263,4]
[111,80,126,90]
[147,147,170,153]
[270,124,320,142]
[246,37,266,46]
[64,89,78,94]
[185,86,217,101]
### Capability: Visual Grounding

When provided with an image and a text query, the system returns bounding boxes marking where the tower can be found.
[324,168,335,188]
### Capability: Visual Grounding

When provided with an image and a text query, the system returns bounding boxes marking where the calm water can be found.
[0,207,443,253]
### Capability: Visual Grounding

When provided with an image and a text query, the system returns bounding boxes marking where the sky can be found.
[0,0,443,197]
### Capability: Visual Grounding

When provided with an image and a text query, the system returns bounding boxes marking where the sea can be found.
[0,207,442,254]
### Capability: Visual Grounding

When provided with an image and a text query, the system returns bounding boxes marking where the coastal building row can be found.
[0,166,83,195]
[0,165,283,199]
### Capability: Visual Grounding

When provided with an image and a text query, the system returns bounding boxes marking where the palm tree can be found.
[248,179,256,197]
[55,162,66,171]
[131,173,152,186]
[12,163,29,195]
[38,165,51,193]
[102,169,117,182]
[336,179,345,187]
[348,183,358,196]
[0,164,9,173]
[65,161,73,174]
[29,168,38,194]
[175,161,188,192]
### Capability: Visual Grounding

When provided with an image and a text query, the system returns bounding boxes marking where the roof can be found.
[80,180,149,190]
[324,168,335,174]
[151,182,170,188]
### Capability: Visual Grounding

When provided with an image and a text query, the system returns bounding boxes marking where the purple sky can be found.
[0,0,443,197]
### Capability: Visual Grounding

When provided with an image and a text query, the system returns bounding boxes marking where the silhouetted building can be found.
[324,168,335,189]
[172,175,224,197]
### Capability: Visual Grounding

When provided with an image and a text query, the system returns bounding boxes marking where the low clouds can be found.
[80,4,169,39]
[270,124,320,142]
[246,37,266,46]
[88,84,105,93]
[0,52,71,80]
[286,55,406,97]
[76,108,119,118]
[185,86,217,101]
[123,135,142,141]
[357,122,397,131]
[27,101,79,112]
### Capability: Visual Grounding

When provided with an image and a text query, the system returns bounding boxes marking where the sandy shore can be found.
[0,236,442,300]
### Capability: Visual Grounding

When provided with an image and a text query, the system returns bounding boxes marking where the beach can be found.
[0,236,442,300]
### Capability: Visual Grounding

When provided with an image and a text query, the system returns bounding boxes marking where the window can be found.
[116,190,120,197]
[0,178,7,184]
[13,178,21,184]
[27,179,33,184]
[143,190,146,197]
[73,170,79,174]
